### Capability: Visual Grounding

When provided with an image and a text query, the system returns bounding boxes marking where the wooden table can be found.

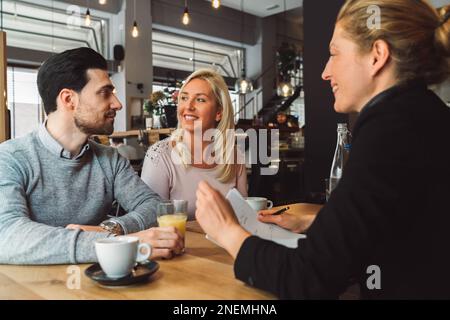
[0,204,322,300]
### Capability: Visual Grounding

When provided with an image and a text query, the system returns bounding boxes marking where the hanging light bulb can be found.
[276,0,294,98]
[182,6,190,25]
[131,21,139,38]
[99,0,106,4]
[235,1,253,95]
[131,0,138,37]
[236,78,251,94]
[277,81,294,98]
[212,0,220,9]
[85,8,91,26]
[235,70,253,95]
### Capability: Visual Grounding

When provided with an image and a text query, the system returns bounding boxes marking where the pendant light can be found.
[85,0,91,26]
[277,81,294,97]
[99,0,106,5]
[235,0,253,95]
[182,0,190,25]
[276,0,293,97]
[131,0,139,38]
[212,0,220,9]
[132,21,139,38]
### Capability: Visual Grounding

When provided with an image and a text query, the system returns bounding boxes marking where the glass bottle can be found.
[328,123,351,200]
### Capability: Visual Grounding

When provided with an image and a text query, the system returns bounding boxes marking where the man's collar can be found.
[38,122,90,160]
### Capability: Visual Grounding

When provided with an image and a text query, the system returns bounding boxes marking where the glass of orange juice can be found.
[156,201,188,237]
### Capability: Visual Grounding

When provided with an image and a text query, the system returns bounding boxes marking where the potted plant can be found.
[149,91,167,128]
[143,99,154,129]
[146,89,180,128]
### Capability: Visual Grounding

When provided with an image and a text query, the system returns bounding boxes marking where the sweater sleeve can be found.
[0,151,112,265]
[234,110,418,298]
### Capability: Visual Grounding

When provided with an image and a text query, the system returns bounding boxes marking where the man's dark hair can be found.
[37,47,108,115]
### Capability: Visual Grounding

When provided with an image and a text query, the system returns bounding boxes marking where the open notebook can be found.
[206,189,306,248]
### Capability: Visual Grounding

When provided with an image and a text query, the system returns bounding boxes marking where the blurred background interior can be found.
[1,0,449,206]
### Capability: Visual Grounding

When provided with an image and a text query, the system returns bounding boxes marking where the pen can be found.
[271,206,290,216]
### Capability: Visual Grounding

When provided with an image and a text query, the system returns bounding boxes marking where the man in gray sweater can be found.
[0,47,183,264]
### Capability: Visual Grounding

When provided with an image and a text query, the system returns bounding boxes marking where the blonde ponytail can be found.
[338,0,450,85]
[435,6,450,57]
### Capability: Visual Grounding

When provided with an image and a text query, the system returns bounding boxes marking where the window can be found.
[151,30,245,124]
[152,30,243,79]
[7,67,44,139]
[151,84,241,126]
[1,0,109,56]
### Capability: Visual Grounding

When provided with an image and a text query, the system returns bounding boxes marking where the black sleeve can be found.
[234,108,421,299]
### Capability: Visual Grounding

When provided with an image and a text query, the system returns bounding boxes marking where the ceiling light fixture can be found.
[132,21,139,38]
[276,0,294,98]
[212,0,220,9]
[182,0,190,25]
[99,0,106,5]
[277,81,294,97]
[235,0,253,95]
[131,0,139,38]
[85,0,91,26]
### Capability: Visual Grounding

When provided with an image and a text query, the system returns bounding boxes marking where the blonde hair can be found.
[171,68,237,183]
[337,0,450,85]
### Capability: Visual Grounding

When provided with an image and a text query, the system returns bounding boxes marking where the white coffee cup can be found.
[95,236,151,279]
[245,197,274,211]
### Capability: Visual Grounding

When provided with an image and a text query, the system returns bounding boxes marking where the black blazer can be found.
[234,81,450,299]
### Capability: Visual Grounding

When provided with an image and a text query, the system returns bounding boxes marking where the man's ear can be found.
[369,39,391,77]
[58,89,77,111]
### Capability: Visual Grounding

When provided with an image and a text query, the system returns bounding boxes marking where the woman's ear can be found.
[370,39,391,77]
[215,109,222,122]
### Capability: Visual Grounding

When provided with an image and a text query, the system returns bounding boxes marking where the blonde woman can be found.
[141,69,247,219]
[195,0,450,299]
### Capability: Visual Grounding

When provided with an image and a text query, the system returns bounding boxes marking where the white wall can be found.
[111,0,152,131]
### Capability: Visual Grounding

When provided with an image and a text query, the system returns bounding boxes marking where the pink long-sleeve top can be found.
[141,138,248,220]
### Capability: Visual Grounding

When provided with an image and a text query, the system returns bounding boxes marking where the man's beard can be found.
[74,111,115,135]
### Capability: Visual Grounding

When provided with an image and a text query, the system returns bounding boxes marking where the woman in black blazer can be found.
[195,0,450,299]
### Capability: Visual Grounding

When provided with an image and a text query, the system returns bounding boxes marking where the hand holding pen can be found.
[257,206,315,233]
[270,206,290,216]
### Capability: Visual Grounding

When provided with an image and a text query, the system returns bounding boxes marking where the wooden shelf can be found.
[109,128,175,138]
[93,128,176,146]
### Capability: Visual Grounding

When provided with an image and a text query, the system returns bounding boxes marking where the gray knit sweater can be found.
[0,126,161,265]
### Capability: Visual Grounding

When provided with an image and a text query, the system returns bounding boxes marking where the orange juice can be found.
[157,214,187,237]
